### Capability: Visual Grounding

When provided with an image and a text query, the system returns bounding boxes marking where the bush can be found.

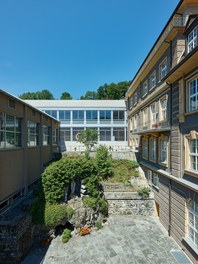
[98,198,108,214]
[95,221,103,230]
[82,197,98,209]
[138,187,150,198]
[44,204,73,228]
[42,157,96,204]
[95,145,112,179]
[131,160,139,169]
[61,228,72,243]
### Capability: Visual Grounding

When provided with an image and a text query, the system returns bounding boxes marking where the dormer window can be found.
[187,27,197,53]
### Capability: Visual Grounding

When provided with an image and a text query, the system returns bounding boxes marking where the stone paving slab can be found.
[40,215,184,264]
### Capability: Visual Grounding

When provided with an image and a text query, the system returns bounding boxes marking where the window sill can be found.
[184,109,198,116]
[159,119,167,124]
[182,237,198,256]
[184,169,198,178]
[159,161,168,167]
[149,85,156,91]
[142,93,148,99]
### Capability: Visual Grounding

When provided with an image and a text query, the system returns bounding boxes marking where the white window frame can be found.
[188,200,198,249]
[187,27,197,53]
[134,92,138,105]
[184,131,198,176]
[159,136,168,166]
[143,107,148,128]
[160,58,167,80]
[189,77,198,112]
[189,139,198,172]
[142,137,148,159]
[149,137,157,162]
[159,96,167,122]
[143,80,148,96]
[150,71,156,90]
[150,103,157,127]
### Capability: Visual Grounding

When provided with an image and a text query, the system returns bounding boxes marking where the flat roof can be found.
[24,100,127,109]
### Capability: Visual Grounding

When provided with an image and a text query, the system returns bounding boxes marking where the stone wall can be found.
[0,211,33,264]
[103,183,154,216]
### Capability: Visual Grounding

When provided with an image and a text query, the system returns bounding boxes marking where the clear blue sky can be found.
[0,0,179,99]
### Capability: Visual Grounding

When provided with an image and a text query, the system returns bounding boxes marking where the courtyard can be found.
[22,215,192,264]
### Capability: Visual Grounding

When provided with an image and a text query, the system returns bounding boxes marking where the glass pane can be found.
[6,115,14,131]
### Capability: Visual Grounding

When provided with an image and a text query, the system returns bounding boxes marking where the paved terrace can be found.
[23,215,192,264]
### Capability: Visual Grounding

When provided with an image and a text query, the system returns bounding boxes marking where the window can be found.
[73,111,84,123]
[188,200,198,248]
[151,103,157,127]
[160,58,167,80]
[159,137,168,164]
[129,96,133,109]
[187,27,197,53]
[113,111,124,121]
[43,125,50,146]
[150,71,156,89]
[100,111,111,123]
[72,128,84,141]
[27,121,39,147]
[160,97,167,121]
[52,128,58,145]
[113,128,124,141]
[143,108,148,128]
[60,128,71,141]
[45,110,57,119]
[189,139,198,171]
[142,137,148,159]
[147,170,159,188]
[143,81,148,96]
[189,78,198,112]
[86,111,97,123]
[100,127,111,141]
[0,113,21,149]
[150,137,157,161]
[59,110,70,121]
[133,114,138,130]
[8,98,16,109]
[134,92,138,105]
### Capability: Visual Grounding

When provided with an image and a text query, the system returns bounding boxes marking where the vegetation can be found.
[138,187,150,198]
[82,197,98,209]
[61,228,72,243]
[106,159,139,184]
[95,145,112,179]
[77,129,98,150]
[60,92,72,100]
[19,89,54,100]
[80,80,131,100]
[95,221,103,230]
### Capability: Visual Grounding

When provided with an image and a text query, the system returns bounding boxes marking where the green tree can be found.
[19,89,54,100]
[80,91,98,100]
[95,145,112,179]
[77,129,98,150]
[60,92,72,100]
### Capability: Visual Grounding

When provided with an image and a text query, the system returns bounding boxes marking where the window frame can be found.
[159,96,168,122]
[188,77,198,112]
[158,135,168,166]
[142,137,148,159]
[27,120,39,147]
[149,136,157,162]
[150,71,156,90]
[159,58,167,80]
[187,200,198,249]
[142,80,148,97]
[187,27,197,53]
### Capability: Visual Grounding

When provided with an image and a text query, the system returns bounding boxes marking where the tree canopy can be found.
[19,89,54,100]
[80,80,131,100]
[60,92,72,100]
[77,129,98,150]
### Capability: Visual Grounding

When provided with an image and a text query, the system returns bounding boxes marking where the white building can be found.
[24,100,128,151]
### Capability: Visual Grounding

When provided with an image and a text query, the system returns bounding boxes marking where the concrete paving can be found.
[29,215,186,264]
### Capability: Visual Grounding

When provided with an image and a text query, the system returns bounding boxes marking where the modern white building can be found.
[24,100,128,151]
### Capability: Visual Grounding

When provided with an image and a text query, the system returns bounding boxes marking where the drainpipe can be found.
[168,82,172,236]
[168,179,172,236]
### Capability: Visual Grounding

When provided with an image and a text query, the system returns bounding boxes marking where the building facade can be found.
[0,90,60,212]
[126,0,198,263]
[25,100,128,151]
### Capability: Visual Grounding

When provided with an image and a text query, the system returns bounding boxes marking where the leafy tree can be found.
[80,91,98,100]
[95,145,112,179]
[60,92,72,100]
[19,89,54,100]
[77,129,98,150]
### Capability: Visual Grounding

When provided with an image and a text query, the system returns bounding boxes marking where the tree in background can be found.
[77,129,98,150]
[80,80,131,100]
[80,91,98,100]
[60,92,72,100]
[19,89,54,100]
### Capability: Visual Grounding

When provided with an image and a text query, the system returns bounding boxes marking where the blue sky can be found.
[0,0,179,99]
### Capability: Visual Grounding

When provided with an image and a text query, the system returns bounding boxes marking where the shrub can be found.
[138,187,150,198]
[95,145,112,179]
[44,204,73,228]
[131,160,139,169]
[82,197,98,209]
[98,198,108,214]
[61,228,72,243]
[95,221,103,230]
[82,174,100,198]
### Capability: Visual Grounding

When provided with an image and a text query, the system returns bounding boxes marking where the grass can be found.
[102,159,139,185]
